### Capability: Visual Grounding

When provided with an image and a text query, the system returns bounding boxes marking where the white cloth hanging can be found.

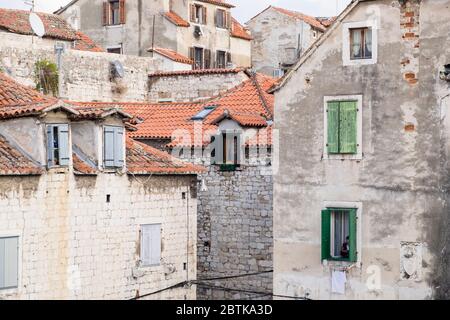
[331,270,347,295]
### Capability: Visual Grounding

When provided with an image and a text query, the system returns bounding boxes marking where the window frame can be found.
[0,233,21,293]
[323,95,363,160]
[109,0,121,26]
[194,47,204,70]
[321,201,362,266]
[46,123,71,168]
[342,21,377,66]
[216,8,226,29]
[139,224,162,267]
[216,50,227,69]
[349,27,372,61]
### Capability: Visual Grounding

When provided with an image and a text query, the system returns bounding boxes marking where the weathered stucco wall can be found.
[274,0,450,300]
[247,8,320,77]
[0,173,197,300]
[147,70,249,102]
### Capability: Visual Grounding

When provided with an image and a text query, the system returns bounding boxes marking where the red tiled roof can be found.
[316,16,337,28]
[72,153,97,175]
[271,6,326,32]
[0,135,42,175]
[150,47,193,65]
[0,72,53,107]
[126,137,205,174]
[74,73,277,148]
[149,68,245,78]
[246,125,273,147]
[231,18,252,41]
[73,31,105,52]
[211,110,267,127]
[196,0,235,8]
[164,11,190,27]
[0,9,103,52]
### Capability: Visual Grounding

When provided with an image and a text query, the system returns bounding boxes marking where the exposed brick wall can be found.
[400,0,421,85]
[0,173,197,300]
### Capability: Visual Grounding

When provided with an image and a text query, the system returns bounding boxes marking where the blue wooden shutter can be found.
[339,101,358,154]
[0,237,18,289]
[114,127,124,168]
[327,102,340,154]
[104,126,115,168]
[58,124,70,166]
[150,224,161,266]
[349,209,358,262]
[47,125,54,167]
[321,210,331,261]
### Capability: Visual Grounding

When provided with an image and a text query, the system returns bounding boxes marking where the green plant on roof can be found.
[34,59,59,97]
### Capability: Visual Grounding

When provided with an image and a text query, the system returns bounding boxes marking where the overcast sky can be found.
[0,0,352,23]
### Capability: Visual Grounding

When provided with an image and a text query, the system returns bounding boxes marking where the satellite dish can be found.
[29,12,45,38]
[111,60,125,78]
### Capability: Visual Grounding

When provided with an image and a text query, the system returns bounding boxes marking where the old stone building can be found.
[55,0,252,69]
[247,6,334,77]
[272,0,450,299]
[70,71,276,299]
[0,72,204,299]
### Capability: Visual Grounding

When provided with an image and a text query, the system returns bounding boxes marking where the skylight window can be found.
[191,106,216,120]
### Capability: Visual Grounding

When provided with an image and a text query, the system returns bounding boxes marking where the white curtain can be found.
[352,30,362,58]
[365,29,373,57]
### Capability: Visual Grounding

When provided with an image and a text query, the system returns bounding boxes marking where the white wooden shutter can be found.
[213,133,223,165]
[58,124,70,166]
[0,237,18,289]
[47,125,54,167]
[141,224,161,266]
[114,127,124,168]
[103,126,115,168]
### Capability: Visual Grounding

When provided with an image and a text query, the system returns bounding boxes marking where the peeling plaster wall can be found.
[0,173,197,300]
[274,0,450,300]
[247,8,321,77]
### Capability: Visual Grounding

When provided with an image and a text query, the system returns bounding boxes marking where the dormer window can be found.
[46,124,70,167]
[103,126,125,168]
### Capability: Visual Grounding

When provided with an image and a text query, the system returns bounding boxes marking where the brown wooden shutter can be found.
[102,2,109,26]
[226,11,231,30]
[204,49,211,69]
[119,0,126,24]
[189,47,195,68]
[190,4,196,22]
[202,6,207,25]
[226,52,232,66]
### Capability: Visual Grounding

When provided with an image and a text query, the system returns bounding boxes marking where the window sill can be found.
[323,153,363,161]
[343,58,377,66]
[47,167,70,173]
[0,287,19,296]
[105,24,124,29]
[218,164,239,172]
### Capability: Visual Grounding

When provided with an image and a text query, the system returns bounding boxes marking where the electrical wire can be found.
[197,270,273,281]
[130,281,188,300]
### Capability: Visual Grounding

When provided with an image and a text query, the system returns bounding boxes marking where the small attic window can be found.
[191,106,216,120]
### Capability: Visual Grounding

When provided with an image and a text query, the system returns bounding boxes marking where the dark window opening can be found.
[216,50,226,69]
[194,47,204,69]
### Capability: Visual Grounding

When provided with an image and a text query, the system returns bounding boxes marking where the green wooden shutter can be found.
[339,101,357,154]
[349,209,357,262]
[321,209,331,261]
[327,102,340,154]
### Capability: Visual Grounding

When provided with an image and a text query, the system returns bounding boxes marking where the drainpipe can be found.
[54,42,65,99]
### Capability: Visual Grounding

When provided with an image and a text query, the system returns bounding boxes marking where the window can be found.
[140,224,161,266]
[103,126,124,168]
[216,9,227,28]
[326,101,357,154]
[47,124,70,167]
[216,50,226,68]
[191,106,216,120]
[107,46,122,54]
[211,131,242,169]
[194,47,204,69]
[350,28,372,60]
[190,4,206,25]
[324,95,362,159]
[342,21,377,66]
[103,0,126,26]
[322,209,357,262]
[0,236,19,290]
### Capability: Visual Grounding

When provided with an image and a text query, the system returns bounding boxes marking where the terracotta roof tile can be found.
[72,152,98,175]
[211,110,268,127]
[0,135,42,176]
[73,31,105,52]
[149,68,245,77]
[271,6,326,32]
[126,137,205,174]
[231,18,252,40]
[164,11,190,27]
[150,47,193,65]
[0,9,103,52]
[196,0,235,8]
